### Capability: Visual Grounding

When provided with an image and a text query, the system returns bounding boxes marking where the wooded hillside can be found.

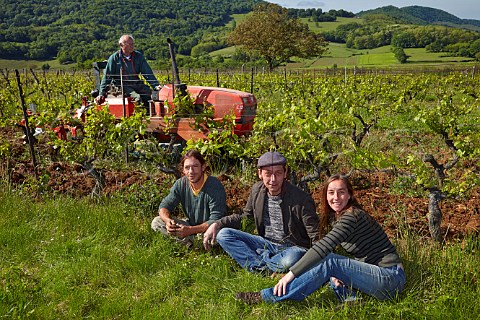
[0,0,263,65]
[1,1,480,69]
[357,5,480,30]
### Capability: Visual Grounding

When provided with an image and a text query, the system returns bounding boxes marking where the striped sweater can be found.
[290,207,401,276]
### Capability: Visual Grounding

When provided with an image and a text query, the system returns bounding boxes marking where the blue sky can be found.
[267,1,480,20]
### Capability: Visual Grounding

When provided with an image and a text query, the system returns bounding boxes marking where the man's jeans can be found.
[261,253,406,303]
[216,228,307,273]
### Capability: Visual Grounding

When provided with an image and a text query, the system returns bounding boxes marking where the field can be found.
[0,59,73,71]
[1,187,478,319]
[301,17,363,33]
[209,41,477,70]
[1,68,479,318]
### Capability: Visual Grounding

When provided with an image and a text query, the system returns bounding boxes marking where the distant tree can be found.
[392,46,408,63]
[228,3,328,70]
[391,31,417,48]
[328,22,363,43]
[313,14,336,22]
[329,9,355,18]
[469,39,480,57]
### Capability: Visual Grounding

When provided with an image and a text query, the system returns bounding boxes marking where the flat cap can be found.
[257,151,286,168]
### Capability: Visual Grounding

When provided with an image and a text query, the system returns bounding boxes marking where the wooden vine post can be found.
[15,69,38,179]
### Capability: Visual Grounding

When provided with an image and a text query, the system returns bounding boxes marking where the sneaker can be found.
[235,292,262,304]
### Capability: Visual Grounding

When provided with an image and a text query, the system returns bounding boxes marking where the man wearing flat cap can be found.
[203,151,319,274]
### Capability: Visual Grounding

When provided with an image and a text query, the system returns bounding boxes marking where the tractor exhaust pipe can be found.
[167,38,180,85]
[167,38,187,98]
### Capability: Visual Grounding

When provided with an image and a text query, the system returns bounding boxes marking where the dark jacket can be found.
[100,50,159,96]
[217,181,319,248]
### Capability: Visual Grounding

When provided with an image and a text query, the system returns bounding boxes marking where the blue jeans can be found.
[216,228,307,273]
[261,253,406,303]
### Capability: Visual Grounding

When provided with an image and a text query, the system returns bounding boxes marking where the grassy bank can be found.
[0,59,74,71]
[1,189,479,319]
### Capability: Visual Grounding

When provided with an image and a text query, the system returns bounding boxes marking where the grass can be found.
[301,17,363,33]
[0,59,73,71]
[296,45,477,69]
[1,188,479,319]
[209,42,477,70]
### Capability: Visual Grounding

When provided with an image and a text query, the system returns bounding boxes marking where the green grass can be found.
[209,41,477,69]
[209,45,236,57]
[230,13,250,26]
[1,189,479,319]
[292,45,477,69]
[301,17,363,33]
[404,48,476,63]
[0,59,73,70]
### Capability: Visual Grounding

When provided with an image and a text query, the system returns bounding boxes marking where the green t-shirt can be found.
[159,175,227,226]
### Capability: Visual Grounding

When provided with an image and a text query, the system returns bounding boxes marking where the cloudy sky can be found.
[267,0,480,20]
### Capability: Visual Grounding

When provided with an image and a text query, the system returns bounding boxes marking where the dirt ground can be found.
[2,125,479,242]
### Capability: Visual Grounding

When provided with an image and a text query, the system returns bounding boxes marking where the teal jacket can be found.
[100,50,159,96]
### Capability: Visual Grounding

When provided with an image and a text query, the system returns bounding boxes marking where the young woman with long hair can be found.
[236,174,406,306]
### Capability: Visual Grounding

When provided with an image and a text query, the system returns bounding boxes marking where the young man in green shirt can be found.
[151,150,227,247]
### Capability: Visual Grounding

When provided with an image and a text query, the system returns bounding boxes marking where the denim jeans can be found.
[261,253,406,303]
[216,228,307,273]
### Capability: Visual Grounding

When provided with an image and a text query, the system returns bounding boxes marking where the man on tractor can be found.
[95,34,160,108]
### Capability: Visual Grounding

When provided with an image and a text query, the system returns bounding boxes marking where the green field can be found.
[285,44,476,69]
[1,188,479,319]
[301,17,363,33]
[0,59,73,71]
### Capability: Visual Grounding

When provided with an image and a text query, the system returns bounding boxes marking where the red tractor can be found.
[91,38,257,143]
[19,39,256,152]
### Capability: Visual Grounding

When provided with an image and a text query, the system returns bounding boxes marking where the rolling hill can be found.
[357,5,480,31]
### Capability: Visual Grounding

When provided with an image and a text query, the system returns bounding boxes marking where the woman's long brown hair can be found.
[319,174,357,237]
